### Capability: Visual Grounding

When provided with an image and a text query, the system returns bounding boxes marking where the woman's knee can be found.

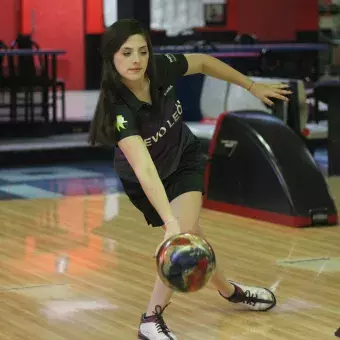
[192,222,205,237]
[178,219,204,236]
[162,218,200,235]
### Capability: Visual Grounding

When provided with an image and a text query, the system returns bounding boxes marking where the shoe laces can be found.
[153,304,171,334]
[243,290,258,306]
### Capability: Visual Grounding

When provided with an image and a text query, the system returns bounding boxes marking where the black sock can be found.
[143,313,156,321]
[219,284,244,302]
[227,284,245,302]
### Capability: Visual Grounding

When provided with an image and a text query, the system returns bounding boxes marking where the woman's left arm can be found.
[184,53,292,106]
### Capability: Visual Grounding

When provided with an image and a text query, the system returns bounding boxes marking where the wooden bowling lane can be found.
[1,181,340,340]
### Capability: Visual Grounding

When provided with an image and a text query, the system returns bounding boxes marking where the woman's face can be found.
[113,34,149,82]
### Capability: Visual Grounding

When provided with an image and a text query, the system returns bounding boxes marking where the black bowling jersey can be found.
[114,53,196,183]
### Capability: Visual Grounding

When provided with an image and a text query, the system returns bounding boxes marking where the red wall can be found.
[0,0,20,45]
[86,0,104,34]
[21,0,84,90]
[202,0,319,41]
[296,0,319,31]
[231,0,297,41]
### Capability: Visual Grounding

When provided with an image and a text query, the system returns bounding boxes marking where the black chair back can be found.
[10,34,43,82]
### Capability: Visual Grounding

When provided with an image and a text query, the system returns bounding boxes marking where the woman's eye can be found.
[122,51,148,57]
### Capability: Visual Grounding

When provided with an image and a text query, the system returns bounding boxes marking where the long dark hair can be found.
[88,19,159,146]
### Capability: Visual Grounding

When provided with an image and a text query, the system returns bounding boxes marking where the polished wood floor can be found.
[1,177,340,340]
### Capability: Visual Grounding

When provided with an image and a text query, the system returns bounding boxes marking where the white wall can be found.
[150,0,205,36]
[103,0,118,27]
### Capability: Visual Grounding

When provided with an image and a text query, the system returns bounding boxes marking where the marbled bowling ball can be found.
[156,233,216,293]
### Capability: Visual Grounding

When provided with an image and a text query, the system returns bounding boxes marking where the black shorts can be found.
[120,141,206,227]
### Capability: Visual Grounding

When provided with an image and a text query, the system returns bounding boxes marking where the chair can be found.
[0,40,8,103]
[0,41,16,121]
[10,34,65,121]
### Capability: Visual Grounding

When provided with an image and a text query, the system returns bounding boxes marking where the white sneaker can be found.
[219,280,276,311]
[138,305,178,340]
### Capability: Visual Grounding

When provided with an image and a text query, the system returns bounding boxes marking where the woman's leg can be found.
[139,190,276,338]
[145,191,204,317]
[139,191,204,339]
[167,191,236,297]
[145,190,235,319]
[145,269,173,317]
[166,191,277,311]
[145,191,237,319]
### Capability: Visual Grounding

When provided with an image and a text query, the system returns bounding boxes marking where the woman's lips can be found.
[129,68,142,72]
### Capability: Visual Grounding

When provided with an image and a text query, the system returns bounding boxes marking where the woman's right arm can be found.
[118,135,180,233]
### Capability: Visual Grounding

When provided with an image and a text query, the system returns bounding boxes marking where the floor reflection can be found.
[1,193,121,284]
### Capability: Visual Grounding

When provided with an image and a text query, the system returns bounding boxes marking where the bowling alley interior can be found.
[1,1,340,339]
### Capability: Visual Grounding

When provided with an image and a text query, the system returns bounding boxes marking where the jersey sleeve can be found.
[114,106,140,142]
[155,53,188,84]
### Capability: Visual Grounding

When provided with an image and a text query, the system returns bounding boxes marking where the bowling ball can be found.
[156,233,216,293]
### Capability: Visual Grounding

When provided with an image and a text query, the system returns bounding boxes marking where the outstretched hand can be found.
[249,82,292,107]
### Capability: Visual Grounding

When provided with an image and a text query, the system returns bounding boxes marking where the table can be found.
[154,43,329,53]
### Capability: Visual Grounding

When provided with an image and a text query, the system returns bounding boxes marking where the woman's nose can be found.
[132,53,140,63]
